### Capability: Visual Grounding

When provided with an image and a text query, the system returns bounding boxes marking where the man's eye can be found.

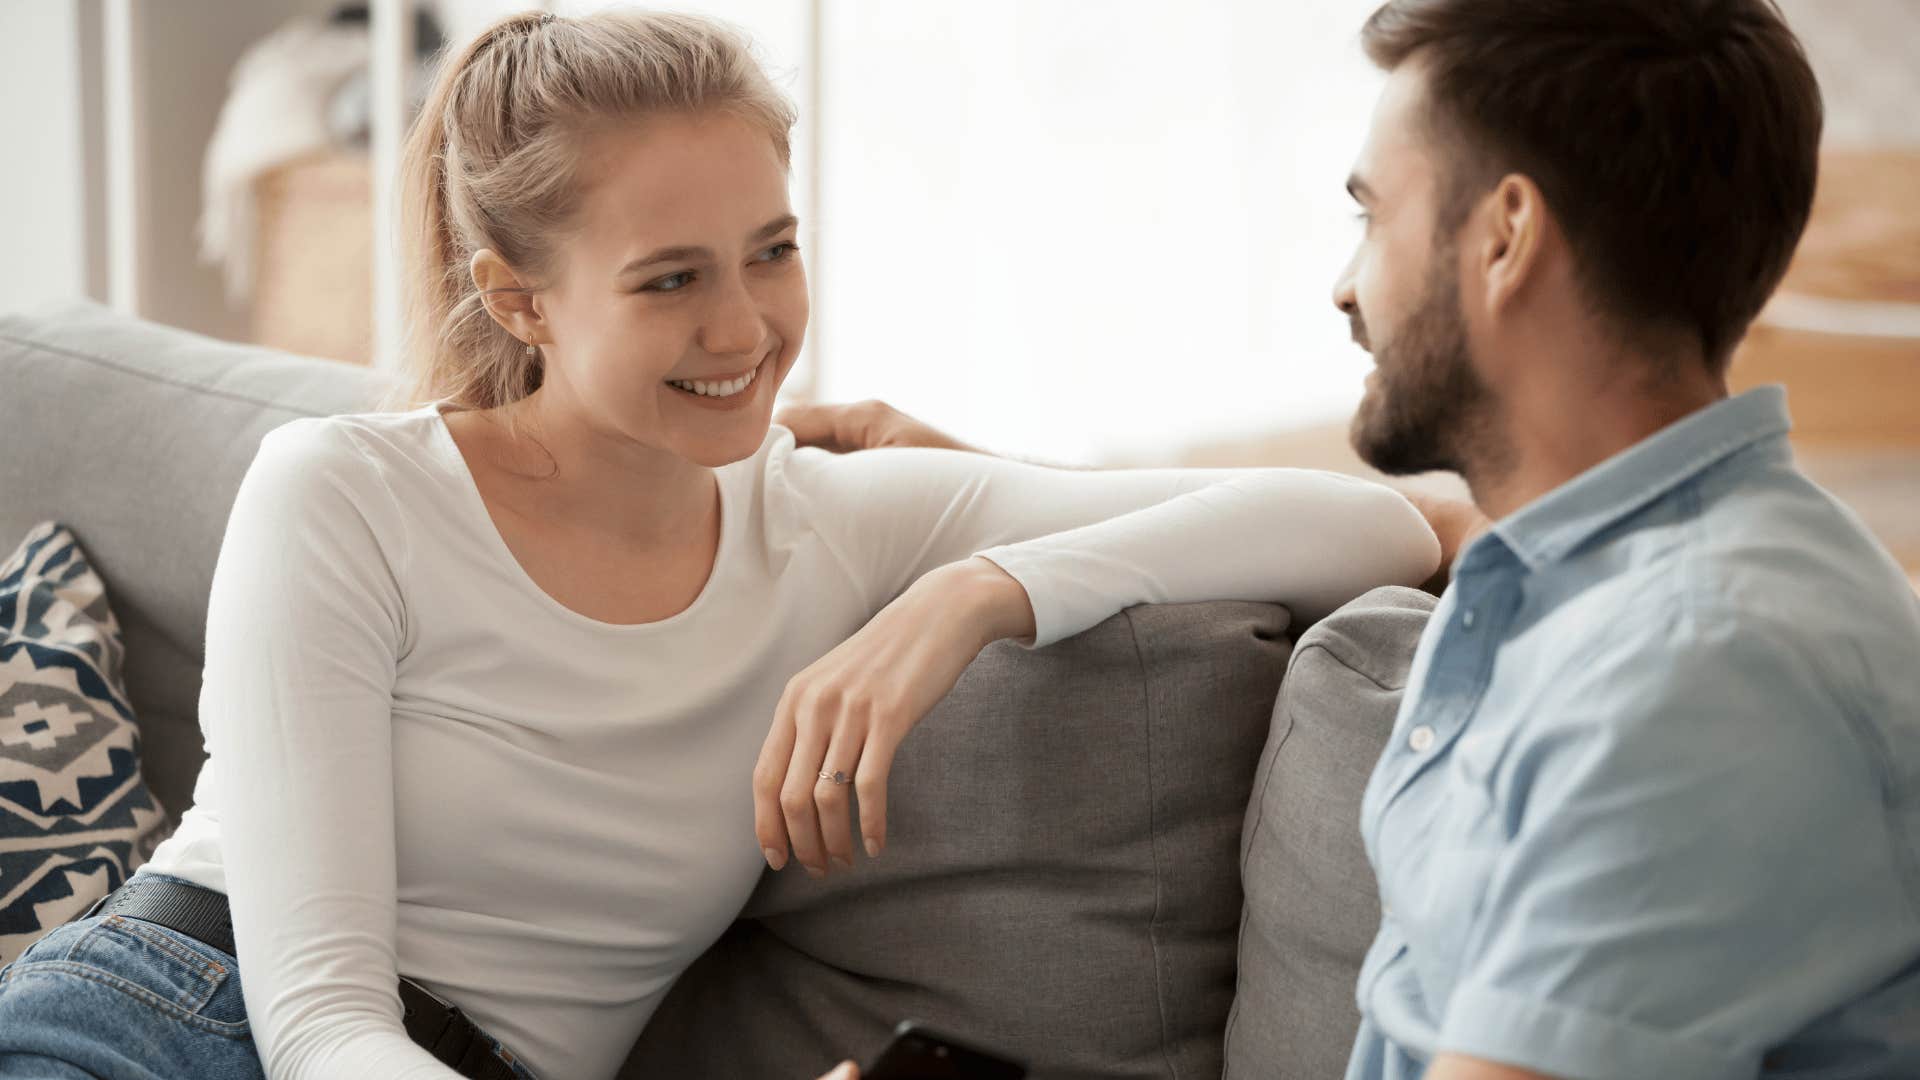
[646,271,696,293]
[758,241,800,263]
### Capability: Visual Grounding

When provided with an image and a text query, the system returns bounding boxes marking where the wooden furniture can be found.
[1729,149,1920,571]
[1729,150,1920,450]
[249,151,375,366]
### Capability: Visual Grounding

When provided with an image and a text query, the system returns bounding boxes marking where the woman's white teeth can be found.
[668,366,758,398]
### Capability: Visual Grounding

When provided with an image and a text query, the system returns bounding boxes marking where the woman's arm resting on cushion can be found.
[757,408,1439,876]
[781,396,1474,597]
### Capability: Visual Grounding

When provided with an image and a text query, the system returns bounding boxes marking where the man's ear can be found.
[471,249,546,345]
[1478,174,1546,315]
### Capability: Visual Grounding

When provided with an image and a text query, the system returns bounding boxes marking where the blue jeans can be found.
[0,874,535,1079]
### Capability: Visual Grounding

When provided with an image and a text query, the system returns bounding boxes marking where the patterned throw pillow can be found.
[1,522,171,962]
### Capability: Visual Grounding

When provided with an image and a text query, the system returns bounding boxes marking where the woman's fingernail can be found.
[831,855,853,872]
[763,847,785,870]
[864,838,881,858]
[805,864,825,879]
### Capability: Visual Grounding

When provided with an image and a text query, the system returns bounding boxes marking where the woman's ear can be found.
[471,249,546,344]
[1479,174,1545,315]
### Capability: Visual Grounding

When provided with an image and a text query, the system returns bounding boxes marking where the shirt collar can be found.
[1486,385,1792,572]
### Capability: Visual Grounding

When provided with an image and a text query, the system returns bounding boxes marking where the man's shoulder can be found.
[1552,458,1919,683]
[1684,454,1906,612]
[1501,470,1920,807]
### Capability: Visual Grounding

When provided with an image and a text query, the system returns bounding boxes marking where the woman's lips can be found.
[663,354,769,411]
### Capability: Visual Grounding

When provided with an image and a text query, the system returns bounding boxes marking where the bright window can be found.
[493,0,1389,460]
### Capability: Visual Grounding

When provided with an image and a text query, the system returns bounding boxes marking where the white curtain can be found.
[811,1,1387,461]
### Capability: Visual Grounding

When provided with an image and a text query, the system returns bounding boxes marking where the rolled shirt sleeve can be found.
[1434,611,1920,1079]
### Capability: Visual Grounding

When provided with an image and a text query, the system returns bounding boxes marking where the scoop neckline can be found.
[421,400,734,634]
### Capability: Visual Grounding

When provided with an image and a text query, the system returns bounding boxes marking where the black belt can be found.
[86,877,525,1080]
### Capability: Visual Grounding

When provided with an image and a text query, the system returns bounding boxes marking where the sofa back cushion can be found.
[1224,585,1434,1079]
[0,302,384,816]
[625,601,1292,1080]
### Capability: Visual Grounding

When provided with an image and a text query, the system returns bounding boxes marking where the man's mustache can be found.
[1349,316,1371,351]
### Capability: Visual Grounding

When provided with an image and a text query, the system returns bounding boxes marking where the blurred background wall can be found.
[3,1,106,314]
[2,0,349,340]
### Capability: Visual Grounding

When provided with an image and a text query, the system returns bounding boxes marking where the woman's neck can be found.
[488,386,718,552]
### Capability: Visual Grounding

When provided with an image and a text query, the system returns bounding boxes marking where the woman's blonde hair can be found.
[385,10,797,414]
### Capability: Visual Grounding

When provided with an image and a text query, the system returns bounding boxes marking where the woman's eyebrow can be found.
[618,215,800,275]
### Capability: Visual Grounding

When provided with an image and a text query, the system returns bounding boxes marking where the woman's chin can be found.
[674,420,773,469]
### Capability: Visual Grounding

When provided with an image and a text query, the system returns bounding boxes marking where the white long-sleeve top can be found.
[141,402,1439,1080]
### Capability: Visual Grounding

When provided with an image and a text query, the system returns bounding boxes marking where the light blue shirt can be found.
[1345,386,1920,1080]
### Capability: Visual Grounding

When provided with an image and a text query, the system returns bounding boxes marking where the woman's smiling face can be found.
[525,109,808,467]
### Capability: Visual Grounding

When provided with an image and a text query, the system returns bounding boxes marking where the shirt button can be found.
[1409,725,1436,752]
[1461,608,1478,629]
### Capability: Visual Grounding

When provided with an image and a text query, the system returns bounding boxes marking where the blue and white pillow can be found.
[1,522,171,962]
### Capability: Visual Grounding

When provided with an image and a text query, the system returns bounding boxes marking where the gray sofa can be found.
[0,301,1435,1080]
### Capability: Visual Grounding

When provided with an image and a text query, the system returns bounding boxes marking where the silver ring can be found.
[817,769,852,786]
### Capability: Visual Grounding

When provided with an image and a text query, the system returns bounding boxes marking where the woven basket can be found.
[250,150,375,366]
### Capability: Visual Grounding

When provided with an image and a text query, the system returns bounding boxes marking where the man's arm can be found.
[1430,613,1909,1078]
[776,398,984,455]
[1427,1055,1557,1080]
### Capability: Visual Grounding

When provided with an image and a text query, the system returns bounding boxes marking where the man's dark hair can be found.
[1361,0,1823,370]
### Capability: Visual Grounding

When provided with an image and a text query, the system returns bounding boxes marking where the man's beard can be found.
[1348,261,1494,477]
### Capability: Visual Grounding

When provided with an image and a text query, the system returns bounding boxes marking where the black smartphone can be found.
[861,1020,1027,1080]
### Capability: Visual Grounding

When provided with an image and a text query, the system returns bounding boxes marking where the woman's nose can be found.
[699,272,769,358]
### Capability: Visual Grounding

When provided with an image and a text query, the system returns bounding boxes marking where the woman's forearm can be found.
[975,469,1441,645]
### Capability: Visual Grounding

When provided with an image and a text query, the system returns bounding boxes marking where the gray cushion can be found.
[625,601,1293,1080]
[0,301,386,816]
[1224,585,1435,1079]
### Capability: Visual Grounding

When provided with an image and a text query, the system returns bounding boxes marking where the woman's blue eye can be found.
[642,243,795,292]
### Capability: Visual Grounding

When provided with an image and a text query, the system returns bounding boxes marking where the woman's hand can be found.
[775,398,978,454]
[753,558,1035,877]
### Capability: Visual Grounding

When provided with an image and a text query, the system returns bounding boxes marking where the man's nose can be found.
[1332,260,1359,316]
